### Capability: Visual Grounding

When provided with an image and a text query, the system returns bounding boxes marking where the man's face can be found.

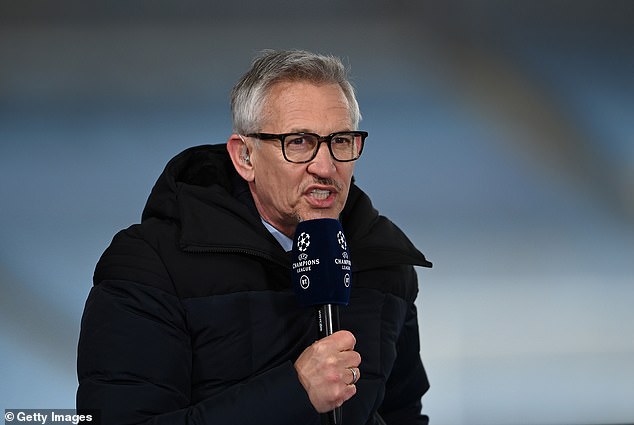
[248,81,356,238]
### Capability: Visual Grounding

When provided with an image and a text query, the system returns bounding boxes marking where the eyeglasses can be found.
[245,131,367,163]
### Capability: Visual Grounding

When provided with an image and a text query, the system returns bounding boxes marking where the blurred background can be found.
[1,1,633,424]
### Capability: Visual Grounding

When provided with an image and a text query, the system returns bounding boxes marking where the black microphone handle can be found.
[317,304,340,339]
[317,304,343,425]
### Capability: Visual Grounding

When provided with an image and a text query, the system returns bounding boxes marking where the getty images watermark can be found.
[4,410,100,425]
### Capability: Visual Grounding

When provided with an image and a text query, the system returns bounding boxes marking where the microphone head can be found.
[291,218,352,307]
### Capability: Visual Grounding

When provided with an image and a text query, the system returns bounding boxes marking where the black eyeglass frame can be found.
[245,131,368,163]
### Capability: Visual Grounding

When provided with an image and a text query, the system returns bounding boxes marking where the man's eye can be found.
[287,137,307,145]
[287,135,316,148]
[332,136,352,144]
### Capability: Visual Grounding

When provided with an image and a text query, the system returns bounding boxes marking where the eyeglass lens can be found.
[283,133,363,162]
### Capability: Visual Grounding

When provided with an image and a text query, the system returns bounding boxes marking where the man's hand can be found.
[294,330,362,413]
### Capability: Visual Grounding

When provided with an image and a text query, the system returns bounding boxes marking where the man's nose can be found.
[307,141,336,175]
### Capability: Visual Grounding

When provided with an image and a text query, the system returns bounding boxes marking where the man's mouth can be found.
[309,189,332,200]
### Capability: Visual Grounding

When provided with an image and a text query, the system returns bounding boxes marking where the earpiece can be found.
[241,146,251,164]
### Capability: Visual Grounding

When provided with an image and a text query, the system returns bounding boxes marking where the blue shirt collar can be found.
[261,218,293,252]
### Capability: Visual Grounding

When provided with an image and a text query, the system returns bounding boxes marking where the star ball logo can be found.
[297,232,311,252]
[337,231,347,250]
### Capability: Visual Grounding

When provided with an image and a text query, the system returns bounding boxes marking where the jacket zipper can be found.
[181,244,290,269]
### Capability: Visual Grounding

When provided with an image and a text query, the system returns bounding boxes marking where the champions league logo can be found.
[291,219,352,305]
[334,230,351,286]
[293,230,320,276]
[292,227,351,278]
[294,231,317,290]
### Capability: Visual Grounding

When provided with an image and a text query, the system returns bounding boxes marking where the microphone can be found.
[291,218,352,425]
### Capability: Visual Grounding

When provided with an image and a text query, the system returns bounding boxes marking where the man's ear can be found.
[227,134,255,182]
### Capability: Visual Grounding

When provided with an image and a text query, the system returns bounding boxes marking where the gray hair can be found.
[231,49,361,134]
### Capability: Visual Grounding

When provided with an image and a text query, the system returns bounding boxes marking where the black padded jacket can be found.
[77,144,432,425]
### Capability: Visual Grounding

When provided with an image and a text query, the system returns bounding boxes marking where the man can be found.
[77,49,432,424]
